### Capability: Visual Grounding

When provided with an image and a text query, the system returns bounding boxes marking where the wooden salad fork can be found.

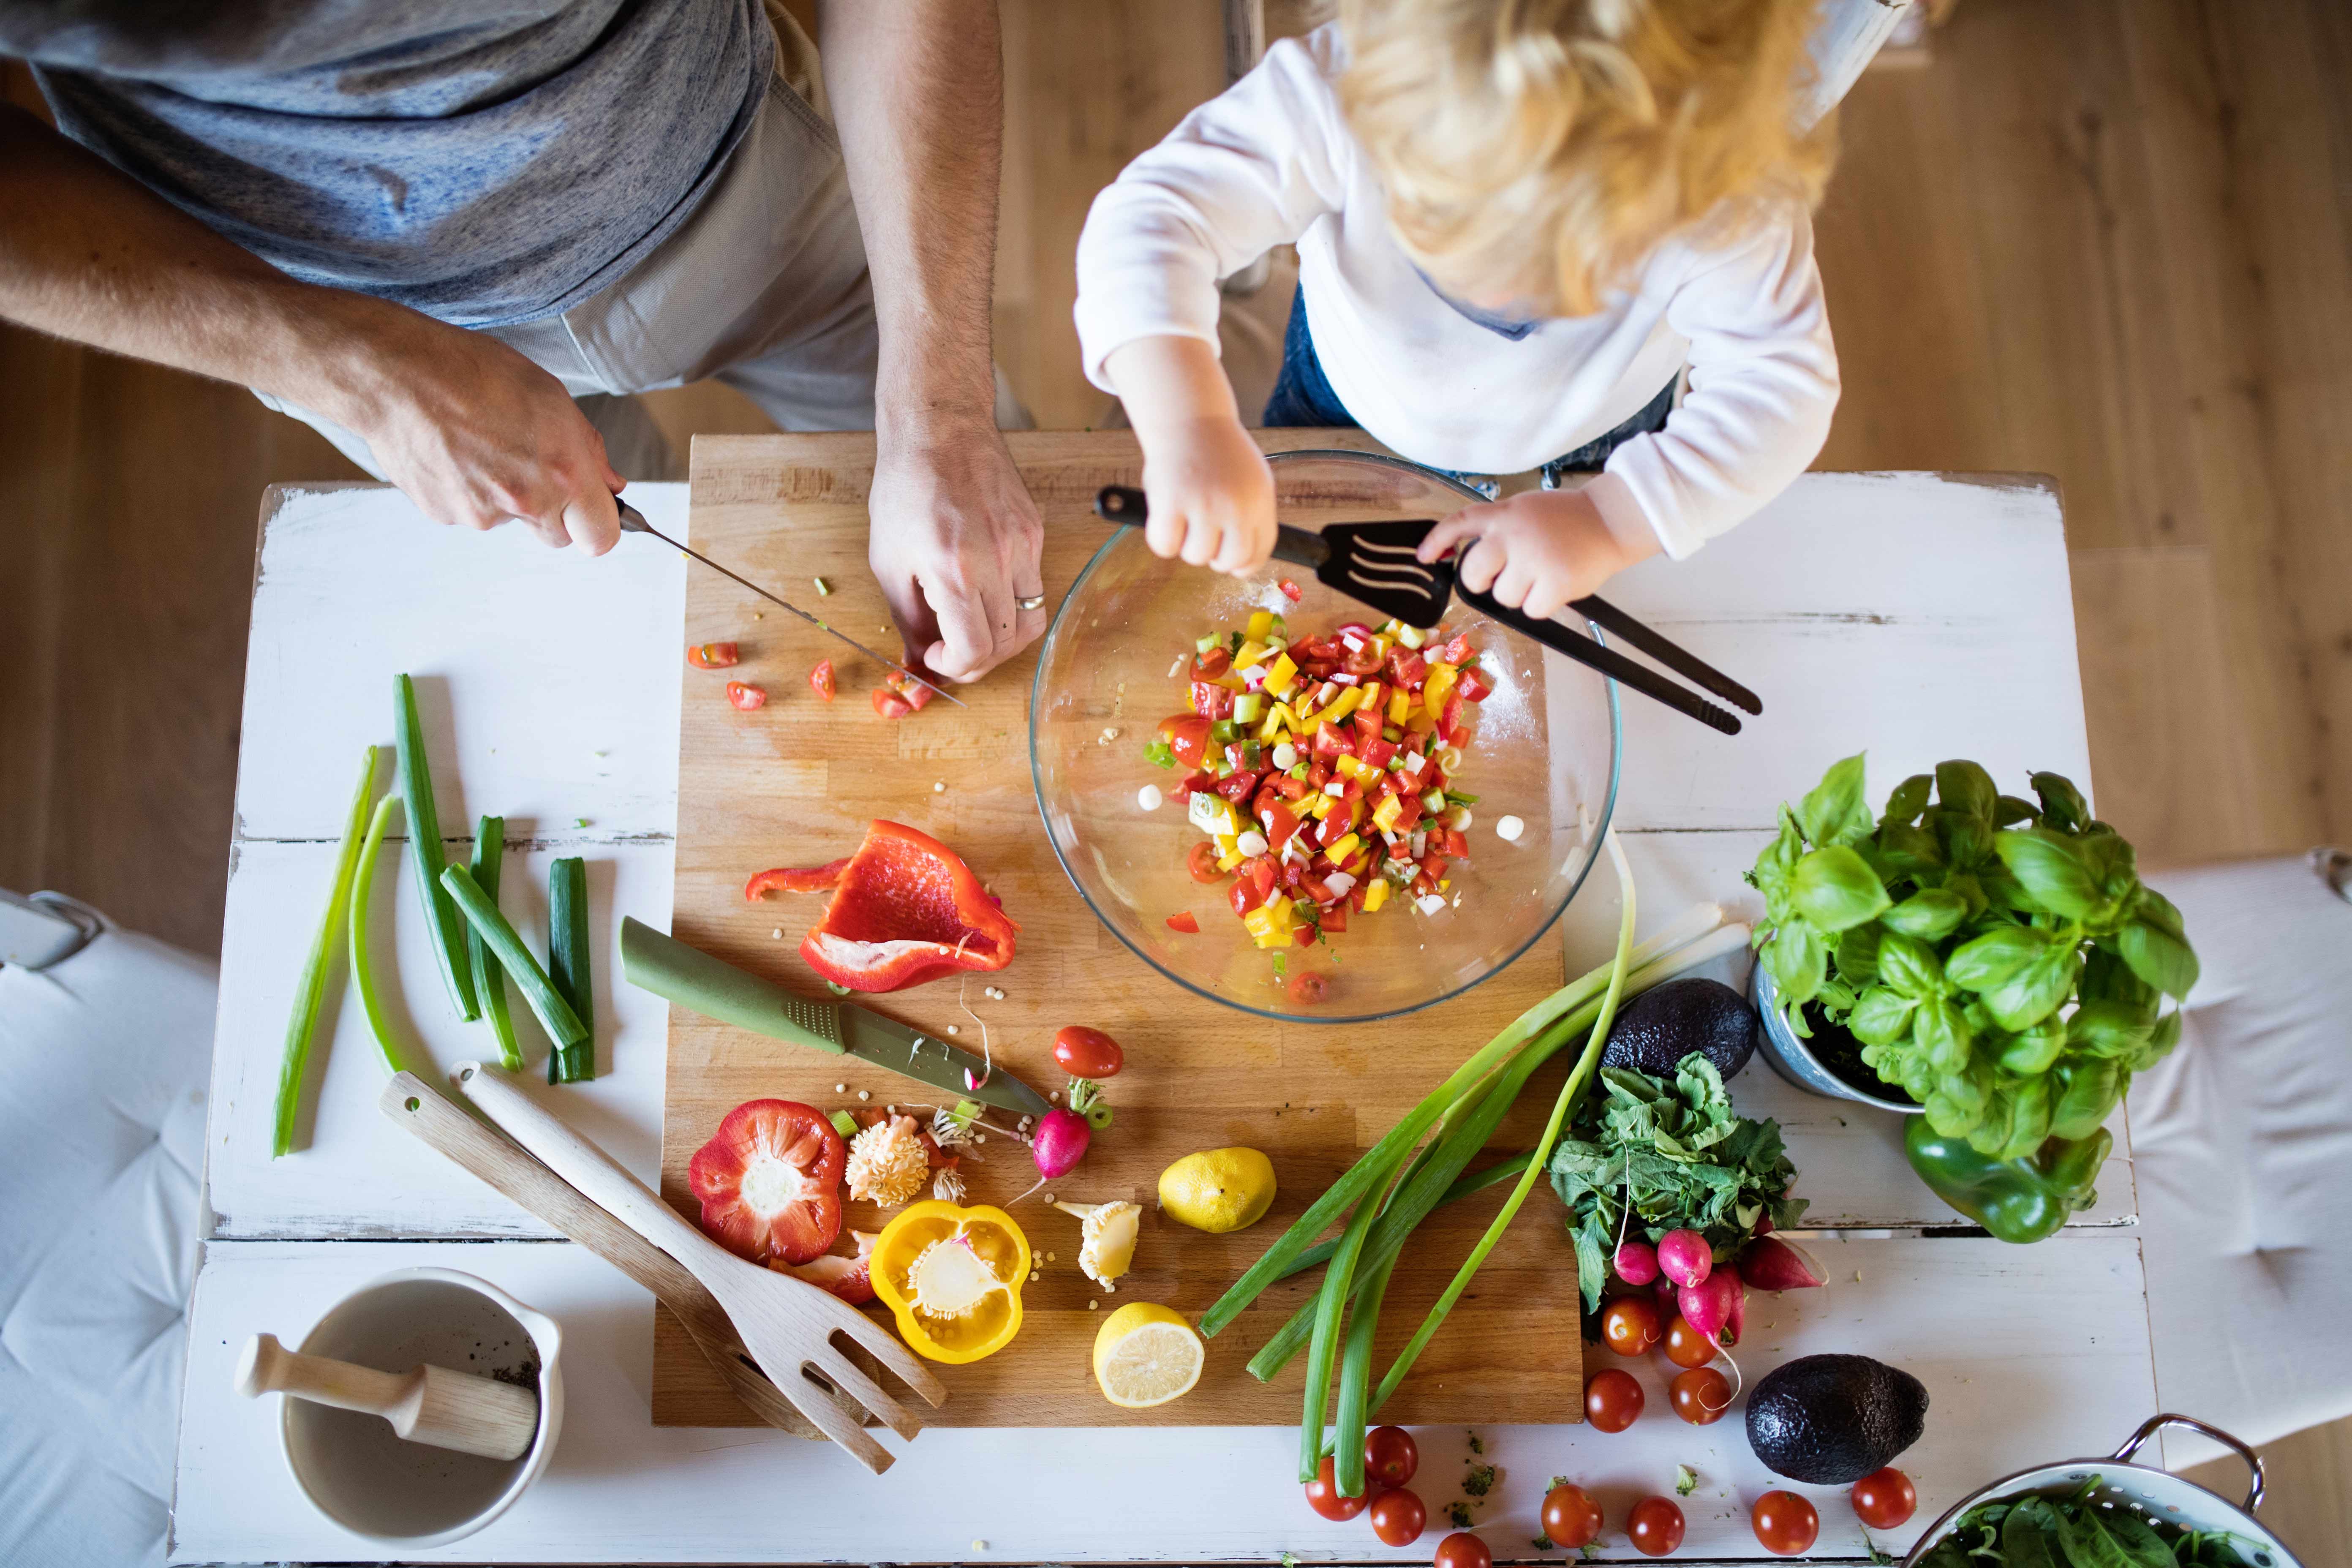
[448,1061,946,1472]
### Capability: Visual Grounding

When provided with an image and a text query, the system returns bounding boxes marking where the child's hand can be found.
[1416,486,1660,619]
[1139,414,1278,574]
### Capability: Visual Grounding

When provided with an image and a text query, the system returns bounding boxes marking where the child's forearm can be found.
[1105,335,1240,444]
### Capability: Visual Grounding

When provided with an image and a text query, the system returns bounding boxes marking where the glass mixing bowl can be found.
[1029,449,1621,1024]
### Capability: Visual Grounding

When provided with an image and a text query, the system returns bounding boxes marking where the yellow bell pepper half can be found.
[870,1200,1031,1364]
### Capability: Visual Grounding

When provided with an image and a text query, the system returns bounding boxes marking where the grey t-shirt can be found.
[3,0,774,327]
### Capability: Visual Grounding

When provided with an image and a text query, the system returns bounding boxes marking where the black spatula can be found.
[1093,485,1755,736]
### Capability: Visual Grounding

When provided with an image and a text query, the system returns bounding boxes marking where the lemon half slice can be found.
[1092,1302,1205,1408]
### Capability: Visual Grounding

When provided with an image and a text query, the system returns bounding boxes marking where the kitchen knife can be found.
[613,498,965,709]
[621,917,1051,1118]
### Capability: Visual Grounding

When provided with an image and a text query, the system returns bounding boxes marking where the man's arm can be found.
[819,0,1045,682]
[0,103,625,552]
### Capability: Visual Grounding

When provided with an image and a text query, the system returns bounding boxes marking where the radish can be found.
[1613,1239,1661,1286]
[1657,1228,1712,1289]
[1738,1235,1827,1292]
[1678,1269,1744,1349]
[1030,1108,1092,1179]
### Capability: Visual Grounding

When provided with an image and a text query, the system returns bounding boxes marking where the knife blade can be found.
[621,917,1050,1117]
[614,498,965,709]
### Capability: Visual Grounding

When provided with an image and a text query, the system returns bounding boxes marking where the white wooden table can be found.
[174,474,2166,1565]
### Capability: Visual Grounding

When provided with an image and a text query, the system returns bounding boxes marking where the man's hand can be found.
[1416,486,1661,620]
[866,420,1045,681]
[346,319,626,555]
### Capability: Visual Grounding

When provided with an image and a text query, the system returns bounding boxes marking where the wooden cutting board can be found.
[657,432,1588,1428]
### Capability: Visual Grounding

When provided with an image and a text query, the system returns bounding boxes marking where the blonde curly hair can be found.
[1337,0,1835,317]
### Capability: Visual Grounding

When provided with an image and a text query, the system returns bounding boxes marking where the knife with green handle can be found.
[621,918,1051,1117]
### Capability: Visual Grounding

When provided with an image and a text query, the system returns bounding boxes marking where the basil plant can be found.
[1747,755,2198,1160]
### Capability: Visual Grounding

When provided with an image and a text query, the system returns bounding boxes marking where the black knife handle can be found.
[1459,584,1742,736]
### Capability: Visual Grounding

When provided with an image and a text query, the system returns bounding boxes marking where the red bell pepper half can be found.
[744,858,851,900]
[688,1098,845,1265]
[792,819,1018,991]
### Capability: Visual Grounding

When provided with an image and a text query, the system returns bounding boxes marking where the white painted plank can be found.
[172,1233,2155,1565]
[1554,829,2136,1227]
[204,839,675,1238]
[232,483,690,842]
[1601,474,2094,832]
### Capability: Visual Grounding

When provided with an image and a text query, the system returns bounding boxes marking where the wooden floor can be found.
[1,0,2345,1555]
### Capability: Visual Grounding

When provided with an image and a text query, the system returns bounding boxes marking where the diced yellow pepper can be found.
[1334,754,1371,781]
[1358,681,1383,713]
[1321,687,1362,725]
[1264,652,1298,699]
[1305,793,1333,820]
[1217,851,1246,872]
[1325,831,1361,865]
[1344,847,1374,877]
[1372,794,1405,834]
[1405,708,1438,735]
[1362,878,1391,913]
[1246,610,1274,642]
[1439,878,1451,891]
[1215,831,1239,857]
[1258,708,1286,743]
[1424,662,1459,717]
[1242,902,1293,948]
[1387,690,1412,725]
[1234,638,1270,670]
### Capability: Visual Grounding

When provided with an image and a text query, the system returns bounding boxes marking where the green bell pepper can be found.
[1904,1117,2111,1244]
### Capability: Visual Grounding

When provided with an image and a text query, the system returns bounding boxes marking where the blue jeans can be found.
[1262,287,1677,485]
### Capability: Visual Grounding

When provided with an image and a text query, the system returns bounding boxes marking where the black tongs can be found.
[1093,486,1758,735]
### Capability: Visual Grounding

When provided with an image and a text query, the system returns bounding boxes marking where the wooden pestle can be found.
[234,1332,538,1461]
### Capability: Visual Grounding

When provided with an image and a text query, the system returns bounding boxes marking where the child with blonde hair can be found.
[1075,0,1839,618]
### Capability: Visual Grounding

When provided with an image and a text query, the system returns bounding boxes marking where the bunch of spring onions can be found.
[1197,837,1753,1496]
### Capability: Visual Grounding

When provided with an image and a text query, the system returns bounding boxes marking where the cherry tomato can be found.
[1288,970,1330,1005]
[1751,1492,1819,1556]
[1230,876,1269,917]
[1669,1366,1734,1426]
[1602,1295,1663,1356]
[1663,1315,1717,1369]
[1279,578,1305,602]
[1303,1454,1369,1522]
[1365,1425,1418,1487]
[1628,1497,1685,1557]
[1187,841,1228,883]
[808,658,835,701]
[871,686,913,719]
[1369,1487,1427,1548]
[1540,1484,1603,1549]
[1160,713,1214,767]
[1052,1025,1123,1079]
[1165,911,1200,934]
[891,671,937,711]
[1434,1532,1492,1568]
[1851,1468,1917,1530]
[725,681,767,710]
[1584,1367,1644,1432]
[687,641,740,668]
[1193,644,1233,680]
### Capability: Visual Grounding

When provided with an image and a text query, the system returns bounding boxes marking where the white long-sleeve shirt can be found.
[1073,24,1840,560]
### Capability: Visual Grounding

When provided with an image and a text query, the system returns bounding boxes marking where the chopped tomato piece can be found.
[727,681,767,710]
[882,670,938,712]
[1186,841,1227,883]
[1352,708,1385,746]
[1359,736,1398,770]
[1159,713,1214,767]
[1458,667,1493,702]
[1191,680,1235,719]
[809,657,836,701]
[1440,689,1469,743]
[689,641,742,669]
[746,859,851,900]
[1308,759,1332,790]
[1172,768,1215,800]
[1440,632,1474,665]
[1192,645,1233,680]
[1309,724,1353,762]
[1230,877,1268,917]
[688,1099,844,1265]
[872,687,914,719]
[1165,911,1200,934]
[1291,921,1317,947]
[1214,768,1263,804]
[1264,800,1305,852]
[1386,647,1427,689]
[1278,579,1304,602]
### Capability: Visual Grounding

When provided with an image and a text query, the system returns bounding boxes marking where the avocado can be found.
[1599,977,1758,1081]
[1746,1354,1927,1484]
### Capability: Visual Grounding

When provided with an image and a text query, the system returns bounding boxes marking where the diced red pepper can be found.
[1443,827,1471,858]
[1348,880,1370,912]
[794,820,1018,992]
[1264,800,1305,852]
[1352,709,1384,748]
[1192,645,1233,680]
[1160,713,1214,767]
[1358,736,1398,771]
[1191,680,1235,719]
[1458,667,1493,702]
[1299,873,1335,904]
[1412,871,1437,898]
[871,687,913,719]
[1165,911,1200,934]
[1230,876,1268,917]
[1386,647,1427,689]
[1391,794,1423,832]
[1172,769,1215,800]
[689,641,742,669]
[1441,688,1469,743]
[809,658,836,701]
[1316,806,1355,848]
[746,859,851,900]
[1320,903,1349,933]
[1291,922,1317,947]
[1278,579,1304,602]
[1277,859,1305,891]
[727,681,767,710]
[1421,853,1451,886]
[1307,760,1332,790]
[1186,841,1227,883]
[1440,632,1474,665]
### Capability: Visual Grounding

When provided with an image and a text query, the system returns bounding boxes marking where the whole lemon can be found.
[1158,1146,1277,1233]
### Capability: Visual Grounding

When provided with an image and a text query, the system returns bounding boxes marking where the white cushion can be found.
[0,929,215,1568]
[2130,853,2352,1466]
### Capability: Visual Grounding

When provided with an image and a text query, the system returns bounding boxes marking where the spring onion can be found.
[468,816,523,1073]
[347,792,422,1078]
[271,745,378,1157]
[395,673,477,1020]
[438,864,587,1050]
[547,856,594,1084]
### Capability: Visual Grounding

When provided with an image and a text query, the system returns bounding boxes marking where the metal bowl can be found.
[1903,1415,2300,1568]
[1750,953,1922,1114]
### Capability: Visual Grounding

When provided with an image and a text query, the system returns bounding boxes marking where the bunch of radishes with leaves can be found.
[1748,754,2199,1160]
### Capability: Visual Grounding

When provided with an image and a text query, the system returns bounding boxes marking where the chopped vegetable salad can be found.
[1145,610,1493,975]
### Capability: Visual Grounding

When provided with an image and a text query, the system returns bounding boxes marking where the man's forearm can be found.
[0,105,439,430]
[819,0,1004,439]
